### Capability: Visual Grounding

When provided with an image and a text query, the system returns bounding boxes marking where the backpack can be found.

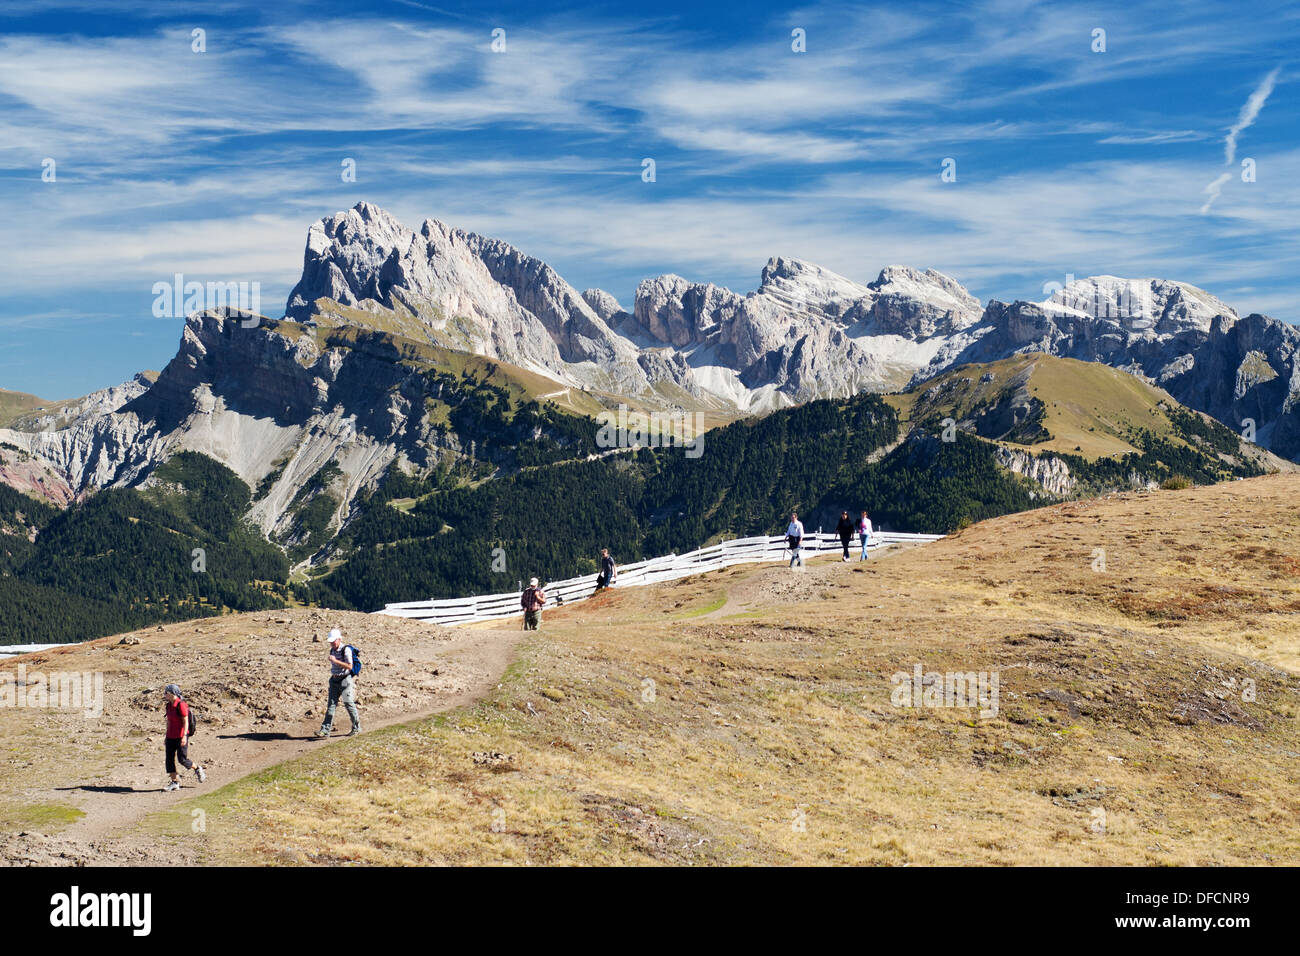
[175,699,197,736]
[346,645,362,677]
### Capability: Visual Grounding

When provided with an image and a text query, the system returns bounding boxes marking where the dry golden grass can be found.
[144,474,1300,866]
[0,388,55,428]
[888,353,1230,460]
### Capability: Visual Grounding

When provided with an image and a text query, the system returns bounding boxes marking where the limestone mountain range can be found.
[2,201,1297,554]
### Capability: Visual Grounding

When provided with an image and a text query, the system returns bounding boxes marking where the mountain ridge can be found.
[3,201,1298,554]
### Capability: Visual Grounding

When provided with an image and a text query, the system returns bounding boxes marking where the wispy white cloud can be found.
[655,125,867,163]
[1099,130,1206,145]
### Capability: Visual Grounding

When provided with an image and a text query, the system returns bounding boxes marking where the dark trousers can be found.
[524,610,540,630]
[840,535,851,558]
[165,737,193,775]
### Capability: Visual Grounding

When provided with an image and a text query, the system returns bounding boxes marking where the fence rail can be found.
[0,643,75,660]
[376,531,942,626]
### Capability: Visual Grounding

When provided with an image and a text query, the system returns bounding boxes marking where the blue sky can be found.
[1,0,1296,398]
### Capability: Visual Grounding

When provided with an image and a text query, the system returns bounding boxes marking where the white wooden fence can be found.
[0,642,74,660]
[377,530,942,626]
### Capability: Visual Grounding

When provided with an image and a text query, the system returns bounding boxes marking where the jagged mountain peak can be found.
[582,289,626,322]
[869,265,981,316]
[757,257,871,317]
[1040,275,1239,333]
[873,263,948,285]
[305,202,410,255]
[759,255,858,287]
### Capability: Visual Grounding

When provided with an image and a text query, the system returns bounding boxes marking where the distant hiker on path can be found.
[522,578,546,630]
[595,548,618,591]
[786,512,805,568]
[836,511,855,562]
[858,510,873,561]
[163,684,206,791]
[315,629,361,738]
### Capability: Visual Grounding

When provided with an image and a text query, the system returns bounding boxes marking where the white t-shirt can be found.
[786,520,804,539]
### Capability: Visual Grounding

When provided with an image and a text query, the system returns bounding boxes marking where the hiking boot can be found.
[314,728,331,738]
[164,780,181,792]
[195,766,206,783]
[347,727,361,737]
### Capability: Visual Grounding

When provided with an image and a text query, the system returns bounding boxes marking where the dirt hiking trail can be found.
[0,607,522,864]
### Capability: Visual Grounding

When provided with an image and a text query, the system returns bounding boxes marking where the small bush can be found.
[1161,475,1192,490]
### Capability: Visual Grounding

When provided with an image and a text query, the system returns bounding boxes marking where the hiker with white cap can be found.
[314,628,361,738]
[786,512,805,568]
[163,684,206,791]
[520,578,546,630]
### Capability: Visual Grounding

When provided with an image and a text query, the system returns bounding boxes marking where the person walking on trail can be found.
[858,510,874,561]
[835,510,855,562]
[314,629,361,739]
[521,577,546,630]
[786,512,805,568]
[163,684,206,791]
[595,548,617,591]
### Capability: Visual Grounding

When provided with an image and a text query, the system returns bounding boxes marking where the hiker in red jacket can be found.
[163,684,206,792]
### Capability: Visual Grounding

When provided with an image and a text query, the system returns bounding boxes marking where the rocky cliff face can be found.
[0,373,161,506]
[1160,313,1300,461]
[854,265,984,338]
[626,257,988,405]
[993,446,1075,497]
[285,203,673,399]
[0,311,471,546]
[4,373,155,434]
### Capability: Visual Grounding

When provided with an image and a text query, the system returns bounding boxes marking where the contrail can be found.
[1225,67,1280,165]
[1202,67,1282,213]
[1199,172,1232,216]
